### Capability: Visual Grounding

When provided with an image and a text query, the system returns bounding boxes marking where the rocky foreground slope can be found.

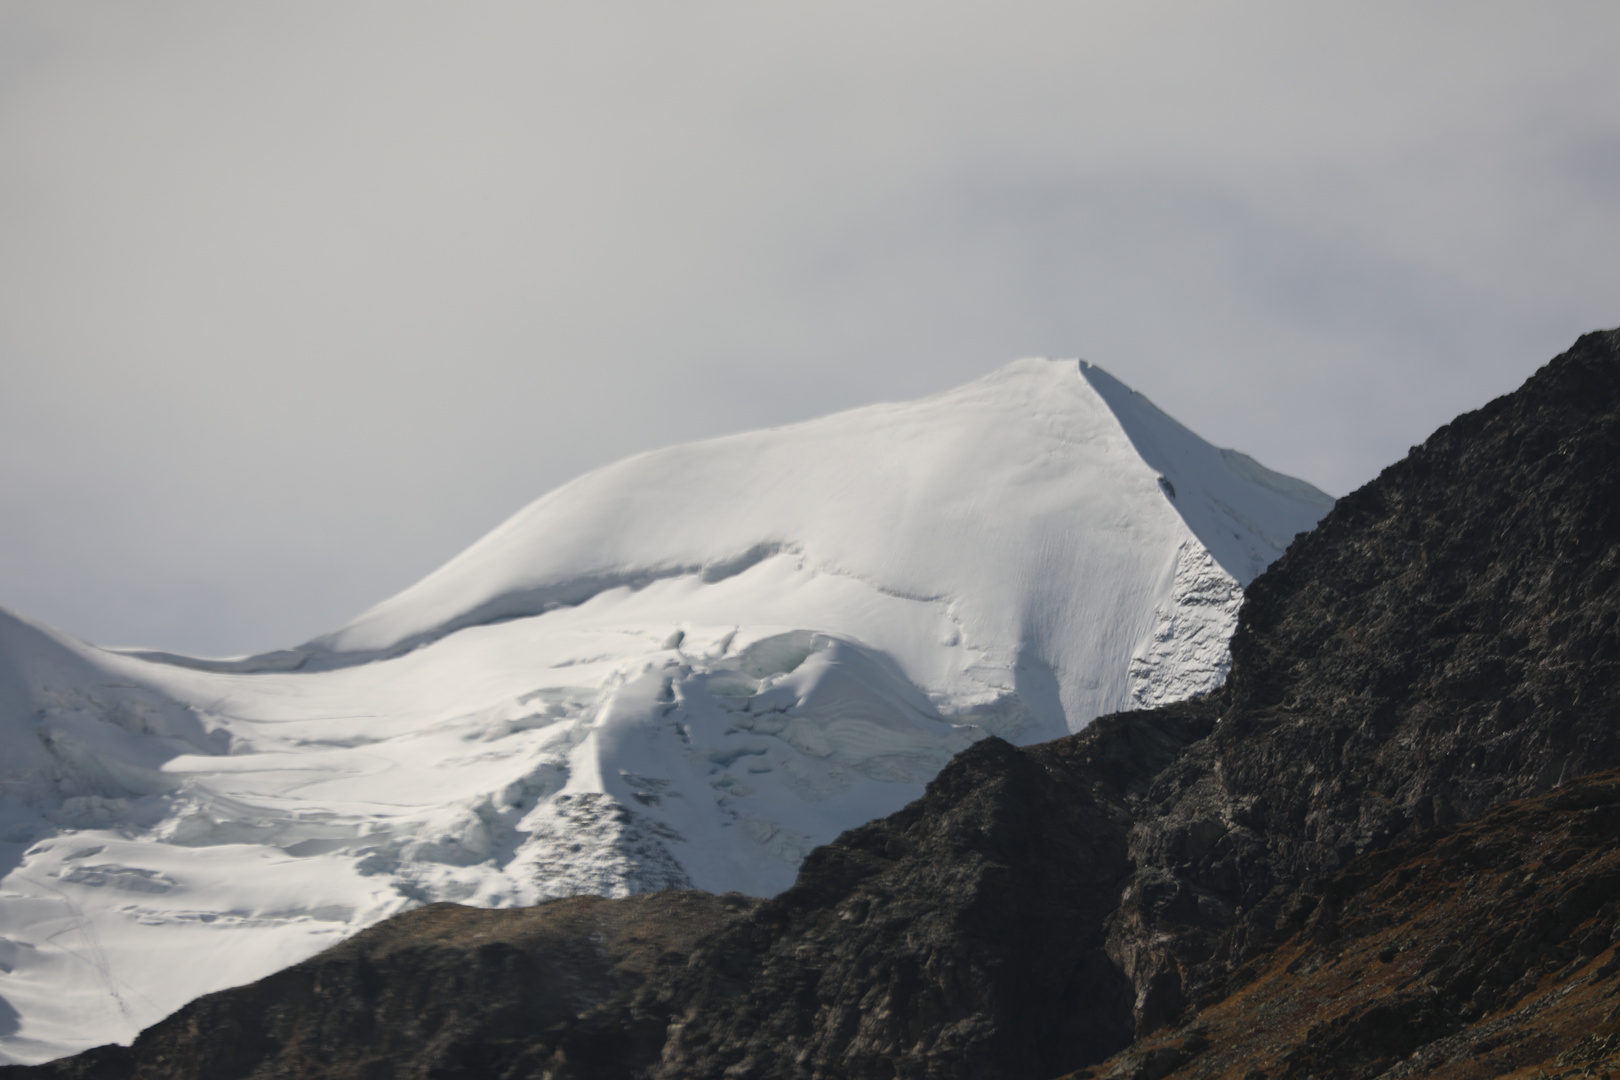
[1088,767,1620,1079]
[8,328,1620,1079]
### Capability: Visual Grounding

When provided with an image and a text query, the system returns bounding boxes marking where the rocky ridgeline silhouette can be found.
[9,329,1619,1080]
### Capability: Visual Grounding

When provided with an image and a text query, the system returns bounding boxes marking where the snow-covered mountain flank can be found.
[0,359,1330,1064]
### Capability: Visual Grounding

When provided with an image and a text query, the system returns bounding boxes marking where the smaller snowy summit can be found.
[0,358,1331,1063]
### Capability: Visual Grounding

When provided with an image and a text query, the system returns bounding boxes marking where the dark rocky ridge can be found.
[1107,326,1620,1032]
[7,328,1619,1079]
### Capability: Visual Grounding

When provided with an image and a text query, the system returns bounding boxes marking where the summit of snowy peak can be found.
[303,356,1108,662]
[298,358,1325,692]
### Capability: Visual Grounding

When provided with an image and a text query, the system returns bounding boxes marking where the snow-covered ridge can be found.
[0,359,1330,1063]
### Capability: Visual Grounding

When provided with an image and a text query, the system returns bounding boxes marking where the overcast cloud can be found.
[1,1,1617,656]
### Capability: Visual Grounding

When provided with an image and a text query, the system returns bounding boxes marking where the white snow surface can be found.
[0,359,1330,1063]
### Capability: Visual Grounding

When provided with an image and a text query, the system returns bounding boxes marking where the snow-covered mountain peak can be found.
[299,358,1326,714]
[0,358,1329,1064]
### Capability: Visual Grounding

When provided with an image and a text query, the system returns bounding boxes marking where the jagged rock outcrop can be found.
[7,328,1619,1080]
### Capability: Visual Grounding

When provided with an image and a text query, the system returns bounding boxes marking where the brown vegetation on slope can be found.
[1082,768,1620,1080]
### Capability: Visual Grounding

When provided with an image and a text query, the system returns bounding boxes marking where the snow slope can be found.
[0,359,1330,1063]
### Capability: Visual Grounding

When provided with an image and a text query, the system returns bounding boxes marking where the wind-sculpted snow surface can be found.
[0,359,1329,1063]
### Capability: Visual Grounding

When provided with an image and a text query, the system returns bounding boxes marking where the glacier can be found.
[0,358,1330,1063]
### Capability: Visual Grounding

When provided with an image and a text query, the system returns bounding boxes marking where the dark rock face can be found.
[654,705,1215,1079]
[1108,327,1620,1029]
[8,328,1620,1080]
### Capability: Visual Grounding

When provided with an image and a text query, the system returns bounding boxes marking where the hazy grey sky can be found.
[2,2,1617,657]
